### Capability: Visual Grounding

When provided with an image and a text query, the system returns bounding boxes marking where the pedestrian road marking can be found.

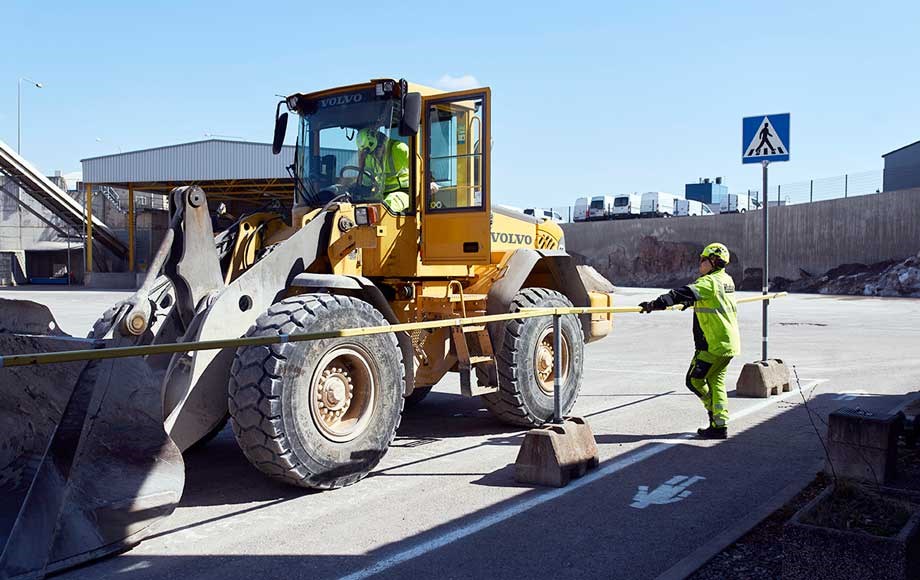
[338,384,808,580]
[630,475,705,509]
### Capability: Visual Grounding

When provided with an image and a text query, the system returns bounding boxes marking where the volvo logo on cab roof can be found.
[318,93,365,108]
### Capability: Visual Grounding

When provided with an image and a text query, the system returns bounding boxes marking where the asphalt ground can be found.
[2,286,918,579]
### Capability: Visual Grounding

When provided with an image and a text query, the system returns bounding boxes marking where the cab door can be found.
[421,88,491,265]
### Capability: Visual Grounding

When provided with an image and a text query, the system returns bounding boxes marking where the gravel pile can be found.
[771,252,920,297]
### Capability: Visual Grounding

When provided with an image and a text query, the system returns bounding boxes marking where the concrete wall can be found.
[561,188,920,288]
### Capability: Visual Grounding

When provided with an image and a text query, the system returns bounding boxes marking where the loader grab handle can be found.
[0,293,787,368]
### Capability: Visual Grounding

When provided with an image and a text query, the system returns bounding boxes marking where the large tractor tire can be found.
[480,288,585,427]
[229,294,405,489]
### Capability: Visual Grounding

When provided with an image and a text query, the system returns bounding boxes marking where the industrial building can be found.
[685,177,727,204]
[882,139,920,191]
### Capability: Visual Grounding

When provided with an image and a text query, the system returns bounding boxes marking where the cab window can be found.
[426,95,485,212]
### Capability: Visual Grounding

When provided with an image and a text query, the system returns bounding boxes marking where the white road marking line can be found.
[338,385,807,580]
[117,560,151,573]
[585,367,685,376]
[834,390,868,401]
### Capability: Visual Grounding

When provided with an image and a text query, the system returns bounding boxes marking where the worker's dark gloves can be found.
[639,297,668,313]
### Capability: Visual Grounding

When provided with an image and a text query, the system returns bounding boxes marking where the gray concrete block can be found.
[735,359,791,398]
[514,416,599,487]
[826,408,903,484]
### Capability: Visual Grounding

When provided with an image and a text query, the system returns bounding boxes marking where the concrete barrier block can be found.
[826,408,903,484]
[735,359,791,398]
[515,416,599,487]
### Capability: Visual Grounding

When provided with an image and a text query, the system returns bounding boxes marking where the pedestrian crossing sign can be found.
[742,113,790,163]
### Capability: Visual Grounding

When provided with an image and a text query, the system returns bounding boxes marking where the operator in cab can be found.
[356,128,410,213]
[638,243,740,440]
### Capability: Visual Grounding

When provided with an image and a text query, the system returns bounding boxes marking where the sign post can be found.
[743,113,790,360]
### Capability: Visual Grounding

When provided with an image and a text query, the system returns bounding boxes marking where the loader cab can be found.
[280,79,421,216]
[277,79,494,268]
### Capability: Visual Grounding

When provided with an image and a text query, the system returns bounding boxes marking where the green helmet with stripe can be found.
[701,242,730,265]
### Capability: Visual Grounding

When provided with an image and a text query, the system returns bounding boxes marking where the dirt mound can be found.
[772,252,920,297]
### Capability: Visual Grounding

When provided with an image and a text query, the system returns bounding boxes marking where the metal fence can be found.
[546,165,920,221]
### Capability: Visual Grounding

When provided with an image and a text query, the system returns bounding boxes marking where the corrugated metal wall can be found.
[83,140,357,183]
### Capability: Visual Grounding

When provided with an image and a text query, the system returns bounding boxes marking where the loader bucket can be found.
[0,299,185,579]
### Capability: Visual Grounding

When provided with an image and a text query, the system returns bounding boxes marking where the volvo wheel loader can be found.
[0,78,615,578]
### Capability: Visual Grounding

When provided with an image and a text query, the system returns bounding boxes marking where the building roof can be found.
[882,139,920,158]
[80,139,352,203]
[82,139,297,184]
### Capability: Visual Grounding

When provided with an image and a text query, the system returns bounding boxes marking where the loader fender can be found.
[486,250,592,353]
[290,273,415,396]
[161,211,334,451]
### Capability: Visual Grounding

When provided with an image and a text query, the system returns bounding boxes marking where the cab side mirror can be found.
[399,93,421,137]
[272,110,288,155]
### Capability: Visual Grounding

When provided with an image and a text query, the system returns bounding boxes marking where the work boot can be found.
[696,426,728,439]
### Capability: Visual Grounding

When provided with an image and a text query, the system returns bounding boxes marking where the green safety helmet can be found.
[701,242,730,265]
[356,128,379,152]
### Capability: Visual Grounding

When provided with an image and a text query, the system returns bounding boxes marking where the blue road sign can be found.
[742,113,790,164]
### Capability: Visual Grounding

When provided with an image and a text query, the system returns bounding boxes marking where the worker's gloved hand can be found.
[638,301,655,314]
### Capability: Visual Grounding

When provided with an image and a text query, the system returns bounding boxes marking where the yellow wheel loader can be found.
[0,78,614,577]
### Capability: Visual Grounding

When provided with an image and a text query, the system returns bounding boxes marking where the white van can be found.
[588,195,615,220]
[573,197,590,222]
[676,199,715,217]
[640,192,681,218]
[524,208,566,223]
[611,193,642,219]
[720,193,752,213]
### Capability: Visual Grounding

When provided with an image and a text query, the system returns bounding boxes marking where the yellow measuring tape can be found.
[0,292,787,368]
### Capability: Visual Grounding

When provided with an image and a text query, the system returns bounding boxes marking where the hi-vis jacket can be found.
[656,269,741,357]
[363,140,410,194]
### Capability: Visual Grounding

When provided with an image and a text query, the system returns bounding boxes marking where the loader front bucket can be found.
[0,299,185,579]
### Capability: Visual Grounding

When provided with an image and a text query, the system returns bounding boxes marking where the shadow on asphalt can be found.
[58,390,915,580]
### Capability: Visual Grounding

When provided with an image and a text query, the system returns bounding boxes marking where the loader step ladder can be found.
[446,281,498,397]
[450,324,499,397]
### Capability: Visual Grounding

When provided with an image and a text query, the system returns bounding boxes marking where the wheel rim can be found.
[534,326,570,395]
[309,346,377,443]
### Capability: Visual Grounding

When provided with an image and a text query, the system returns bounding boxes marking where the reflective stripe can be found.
[695,307,725,315]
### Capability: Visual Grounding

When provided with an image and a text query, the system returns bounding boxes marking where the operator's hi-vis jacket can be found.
[364,140,410,194]
[657,268,741,357]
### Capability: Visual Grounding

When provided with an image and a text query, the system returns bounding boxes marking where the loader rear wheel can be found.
[229,294,404,489]
[479,288,584,427]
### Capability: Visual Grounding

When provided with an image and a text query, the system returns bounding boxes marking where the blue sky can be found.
[2,1,918,207]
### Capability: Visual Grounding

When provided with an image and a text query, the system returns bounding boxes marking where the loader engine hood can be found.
[491,205,564,251]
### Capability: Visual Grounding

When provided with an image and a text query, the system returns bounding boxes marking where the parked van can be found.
[524,208,567,223]
[676,199,715,217]
[589,195,616,220]
[573,197,590,222]
[640,192,681,217]
[611,193,642,219]
[720,193,752,213]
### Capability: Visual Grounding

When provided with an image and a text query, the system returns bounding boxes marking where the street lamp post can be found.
[18,77,43,153]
